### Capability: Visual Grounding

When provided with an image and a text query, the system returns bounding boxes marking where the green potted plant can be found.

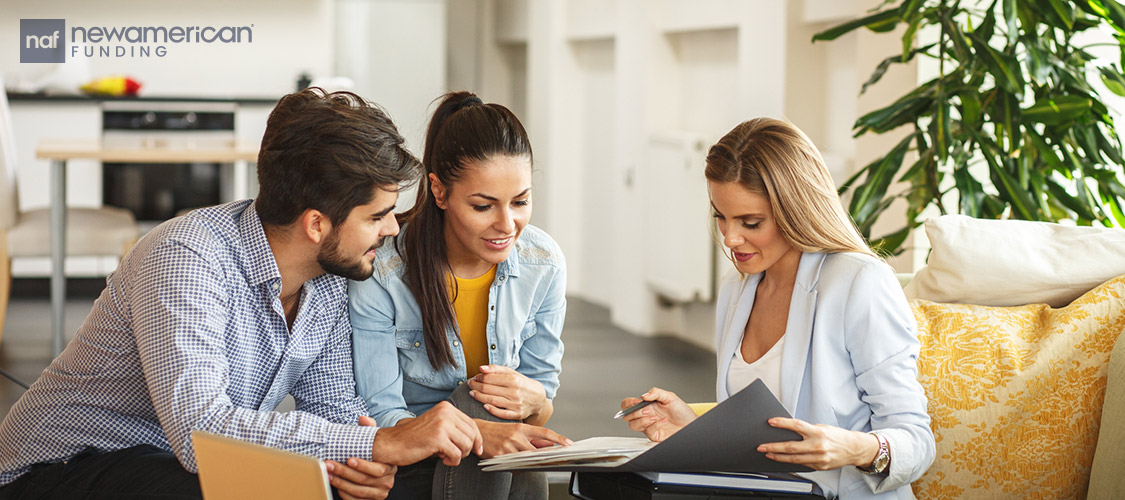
[815,0,1125,254]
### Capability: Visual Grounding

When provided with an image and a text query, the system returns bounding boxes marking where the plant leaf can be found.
[1003,0,1019,44]
[1022,95,1093,124]
[959,90,982,125]
[1027,129,1065,167]
[813,10,900,42]
[1046,0,1076,30]
[953,166,986,217]
[977,0,999,44]
[849,134,914,231]
[1046,176,1100,219]
[933,98,952,161]
[861,43,936,94]
[969,32,1026,96]
[941,12,973,61]
[1086,0,1125,35]
[991,160,1040,219]
[854,95,933,136]
[1094,124,1125,164]
[1099,67,1125,96]
[1099,180,1125,225]
[870,225,913,257]
[989,90,1022,151]
[898,0,925,21]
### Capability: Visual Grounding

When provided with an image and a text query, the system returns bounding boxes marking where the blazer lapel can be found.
[779,252,825,415]
[717,273,760,401]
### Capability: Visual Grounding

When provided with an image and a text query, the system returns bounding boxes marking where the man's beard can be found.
[317,233,386,281]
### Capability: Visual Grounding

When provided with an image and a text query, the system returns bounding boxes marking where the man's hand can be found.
[370,401,483,467]
[468,365,548,421]
[326,417,396,500]
[620,387,698,442]
[475,419,573,459]
[325,458,395,500]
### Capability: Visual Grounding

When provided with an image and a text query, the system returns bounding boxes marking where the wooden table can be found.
[35,139,259,356]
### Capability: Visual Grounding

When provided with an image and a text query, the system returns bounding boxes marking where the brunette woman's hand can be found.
[474,419,573,459]
[620,387,698,442]
[757,417,881,471]
[468,365,548,421]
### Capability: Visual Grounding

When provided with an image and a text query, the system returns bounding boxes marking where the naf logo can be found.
[20,19,66,63]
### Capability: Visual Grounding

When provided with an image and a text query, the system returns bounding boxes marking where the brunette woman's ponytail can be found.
[397,92,531,369]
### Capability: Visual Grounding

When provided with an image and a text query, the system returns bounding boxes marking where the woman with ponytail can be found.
[349,92,568,499]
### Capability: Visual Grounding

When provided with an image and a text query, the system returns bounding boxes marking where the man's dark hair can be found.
[255,87,420,226]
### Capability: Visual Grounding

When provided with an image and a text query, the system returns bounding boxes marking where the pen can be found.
[613,399,656,419]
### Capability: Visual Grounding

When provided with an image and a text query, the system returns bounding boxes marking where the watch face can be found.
[874,452,890,472]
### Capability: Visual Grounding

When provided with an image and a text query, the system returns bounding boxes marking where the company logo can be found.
[21,19,66,63]
[19,19,253,62]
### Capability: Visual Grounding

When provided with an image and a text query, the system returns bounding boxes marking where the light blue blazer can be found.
[715,252,934,500]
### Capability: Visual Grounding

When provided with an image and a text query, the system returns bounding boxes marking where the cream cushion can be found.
[6,207,139,257]
[905,215,1125,308]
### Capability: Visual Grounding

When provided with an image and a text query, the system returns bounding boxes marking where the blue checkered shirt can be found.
[0,200,379,487]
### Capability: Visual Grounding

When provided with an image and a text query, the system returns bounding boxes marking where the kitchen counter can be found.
[5,92,278,105]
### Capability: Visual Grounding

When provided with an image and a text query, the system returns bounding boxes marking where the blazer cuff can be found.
[859,428,916,494]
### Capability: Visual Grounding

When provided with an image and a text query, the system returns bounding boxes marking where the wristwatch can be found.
[858,433,890,475]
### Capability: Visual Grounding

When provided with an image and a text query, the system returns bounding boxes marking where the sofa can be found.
[901,215,1125,500]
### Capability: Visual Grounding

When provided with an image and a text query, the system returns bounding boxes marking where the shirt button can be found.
[414,341,421,347]
[490,344,497,350]
[457,380,464,385]
[498,276,506,282]
[271,282,280,290]
[490,305,495,311]
[453,340,460,347]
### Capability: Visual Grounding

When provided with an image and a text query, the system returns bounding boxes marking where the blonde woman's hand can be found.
[757,417,881,471]
[468,365,548,421]
[620,387,698,442]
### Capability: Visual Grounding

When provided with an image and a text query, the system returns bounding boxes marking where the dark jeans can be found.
[0,445,201,500]
[386,384,548,500]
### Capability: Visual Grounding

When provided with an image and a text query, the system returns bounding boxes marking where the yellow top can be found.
[449,266,497,378]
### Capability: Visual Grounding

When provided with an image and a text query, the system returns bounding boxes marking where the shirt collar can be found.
[239,201,283,288]
[497,241,520,279]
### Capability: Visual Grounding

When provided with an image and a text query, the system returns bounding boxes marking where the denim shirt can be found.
[349,224,566,427]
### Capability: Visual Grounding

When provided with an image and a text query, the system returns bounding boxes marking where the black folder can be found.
[607,379,811,473]
[485,379,814,474]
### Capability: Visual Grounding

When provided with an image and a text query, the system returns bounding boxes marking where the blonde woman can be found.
[621,118,935,499]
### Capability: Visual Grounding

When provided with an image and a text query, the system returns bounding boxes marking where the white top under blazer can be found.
[726,334,784,399]
[714,252,935,500]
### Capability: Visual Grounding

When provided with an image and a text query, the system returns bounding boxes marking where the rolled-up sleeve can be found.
[517,258,567,400]
[844,261,936,492]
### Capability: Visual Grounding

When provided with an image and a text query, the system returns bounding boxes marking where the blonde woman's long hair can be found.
[704,118,877,259]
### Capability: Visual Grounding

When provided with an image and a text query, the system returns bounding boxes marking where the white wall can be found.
[336,0,446,158]
[0,0,335,97]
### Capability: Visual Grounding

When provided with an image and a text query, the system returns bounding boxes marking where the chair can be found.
[0,78,141,347]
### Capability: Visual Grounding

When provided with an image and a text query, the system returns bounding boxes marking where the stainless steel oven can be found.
[101,101,236,225]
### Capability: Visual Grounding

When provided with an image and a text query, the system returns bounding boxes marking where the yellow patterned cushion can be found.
[910,274,1125,500]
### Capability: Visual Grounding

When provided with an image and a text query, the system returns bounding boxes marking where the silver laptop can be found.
[192,430,332,500]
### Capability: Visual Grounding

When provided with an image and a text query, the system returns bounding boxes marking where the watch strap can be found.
[858,432,890,475]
